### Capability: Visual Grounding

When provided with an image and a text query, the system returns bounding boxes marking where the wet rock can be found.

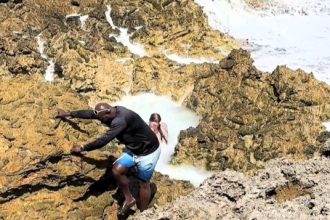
[65,15,81,28]
[70,0,80,7]
[321,139,330,157]
[3,133,15,141]
[317,131,330,143]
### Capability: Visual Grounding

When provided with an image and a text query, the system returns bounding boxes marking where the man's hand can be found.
[56,108,70,118]
[71,144,84,155]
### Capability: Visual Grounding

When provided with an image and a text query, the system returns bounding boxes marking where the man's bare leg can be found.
[139,180,151,212]
[112,164,136,209]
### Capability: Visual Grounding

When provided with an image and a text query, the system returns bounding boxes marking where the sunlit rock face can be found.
[0,1,236,218]
[176,49,330,172]
[1,0,330,219]
[0,0,237,103]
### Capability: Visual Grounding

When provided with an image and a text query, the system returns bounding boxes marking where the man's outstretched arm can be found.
[76,120,127,152]
[70,110,96,119]
[56,108,96,119]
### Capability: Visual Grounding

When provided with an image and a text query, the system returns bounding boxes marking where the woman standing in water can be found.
[149,113,168,145]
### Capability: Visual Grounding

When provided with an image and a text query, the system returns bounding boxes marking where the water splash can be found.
[105,5,146,57]
[323,122,330,131]
[36,34,47,59]
[45,60,55,82]
[194,0,330,84]
[105,6,116,29]
[35,34,55,82]
[80,15,89,30]
[114,93,214,186]
[65,13,89,30]
[165,52,219,65]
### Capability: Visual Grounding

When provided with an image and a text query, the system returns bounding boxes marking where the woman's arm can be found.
[160,122,169,144]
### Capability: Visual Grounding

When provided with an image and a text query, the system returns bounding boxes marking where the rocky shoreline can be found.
[1,0,330,219]
[131,156,330,219]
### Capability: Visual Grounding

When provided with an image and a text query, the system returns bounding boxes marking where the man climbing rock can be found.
[56,103,160,215]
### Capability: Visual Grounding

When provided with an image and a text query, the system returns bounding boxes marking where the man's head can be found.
[94,103,116,123]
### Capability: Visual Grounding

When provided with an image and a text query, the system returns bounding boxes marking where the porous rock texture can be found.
[0,0,237,104]
[131,156,330,220]
[175,49,330,172]
[0,75,194,219]
[1,0,330,219]
[3,0,329,176]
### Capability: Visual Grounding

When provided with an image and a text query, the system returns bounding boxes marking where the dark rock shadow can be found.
[0,173,96,204]
[113,180,157,220]
[75,154,157,219]
[60,118,90,135]
[322,151,330,157]
[79,154,113,169]
[73,155,118,201]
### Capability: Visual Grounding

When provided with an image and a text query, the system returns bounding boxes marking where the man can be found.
[56,103,160,214]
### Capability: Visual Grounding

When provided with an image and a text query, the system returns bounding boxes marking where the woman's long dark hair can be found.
[149,113,167,144]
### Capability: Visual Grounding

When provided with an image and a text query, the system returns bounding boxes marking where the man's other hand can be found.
[71,144,83,155]
[56,108,70,118]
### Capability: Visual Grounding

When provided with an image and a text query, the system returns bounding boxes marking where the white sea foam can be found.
[45,60,55,82]
[80,15,89,30]
[36,35,55,82]
[194,0,330,84]
[105,6,146,57]
[165,53,219,65]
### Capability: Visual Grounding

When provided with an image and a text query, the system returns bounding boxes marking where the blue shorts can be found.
[114,147,161,182]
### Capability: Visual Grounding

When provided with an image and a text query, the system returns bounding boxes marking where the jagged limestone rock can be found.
[0,0,237,104]
[1,0,330,219]
[175,49,330,172]
[131,157,330,220]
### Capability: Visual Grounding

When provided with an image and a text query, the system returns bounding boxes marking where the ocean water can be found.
[114,93,214,187]
[194,0,330,84]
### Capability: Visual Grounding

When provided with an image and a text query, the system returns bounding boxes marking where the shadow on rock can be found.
[74,155,157,219]
[111,181,157,220]
[73,155,118,201]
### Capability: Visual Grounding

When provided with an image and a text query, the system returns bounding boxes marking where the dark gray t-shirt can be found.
[70,106,159,156]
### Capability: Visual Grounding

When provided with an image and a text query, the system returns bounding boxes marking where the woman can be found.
[149,113,168,145]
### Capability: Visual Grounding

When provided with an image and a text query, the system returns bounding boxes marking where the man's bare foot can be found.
[118,198,136,215]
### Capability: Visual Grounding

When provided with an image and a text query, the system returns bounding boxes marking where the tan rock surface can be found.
[1,0,330,219]
[174,49,330,172]
[0,0,237,104]
[0,76,194,219]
